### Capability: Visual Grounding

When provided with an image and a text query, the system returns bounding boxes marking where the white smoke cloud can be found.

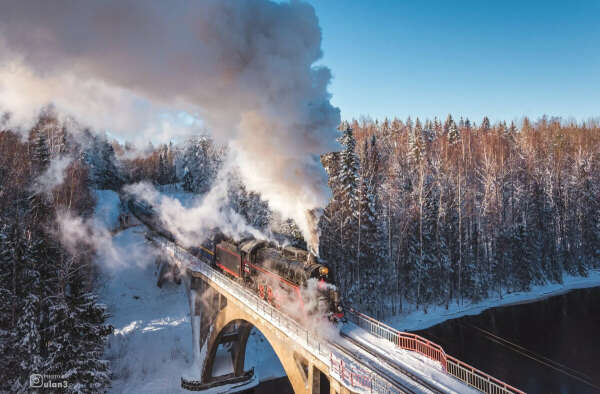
[0,0,340,248]
[56,210,158,270]
[33,156,72,195]
[0,52,199,146]
[124,163,267,248]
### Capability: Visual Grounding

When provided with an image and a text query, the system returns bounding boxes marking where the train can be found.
[126,196,345,323]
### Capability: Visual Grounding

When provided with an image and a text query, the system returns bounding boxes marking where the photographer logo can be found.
[29,374,43,388]
[29,374,68,389]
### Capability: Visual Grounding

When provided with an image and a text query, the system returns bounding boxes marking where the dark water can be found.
[247,287,600,393]
[414,287,600,394]
[250,376,294,394]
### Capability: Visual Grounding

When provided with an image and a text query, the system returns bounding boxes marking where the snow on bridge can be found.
[152,233,525,394]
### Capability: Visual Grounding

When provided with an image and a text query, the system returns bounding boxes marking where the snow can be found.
[93,189,285,393]
[93,189,122,230]
[339,324,480,394]
[245,329,286,381]
[212,345,235,376]
[92,187,508,393]
[98,228,192,393]
[387,269,600,332]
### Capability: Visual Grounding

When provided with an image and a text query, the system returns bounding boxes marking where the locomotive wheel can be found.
[259,284,265,299]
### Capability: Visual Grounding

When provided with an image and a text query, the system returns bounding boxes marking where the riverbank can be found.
[387,268,600,332]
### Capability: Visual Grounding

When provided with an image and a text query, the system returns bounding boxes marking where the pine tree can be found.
[31,127,51,175]
[0,223,14,382]
[157,148,169,185]
[433,117,442,134]
[481,116,491,133]
[179,136,221,194]
[357,136,385,315]
[512,224,534,291]
[46,276,112,393]
[448,120,460,145]
[337,126,359,219]
[443,114,454,134]
[182,166,194,192]
[408,126,423,164]
[464,118,472,131]
[11,234,44,390]
[82,132,123,190]
[336,126,359,300]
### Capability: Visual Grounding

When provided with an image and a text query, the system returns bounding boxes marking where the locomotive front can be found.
[305,256,345,322]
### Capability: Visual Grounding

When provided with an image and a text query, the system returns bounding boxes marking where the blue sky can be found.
[306,0,600,123]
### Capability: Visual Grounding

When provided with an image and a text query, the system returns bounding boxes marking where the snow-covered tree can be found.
[448,120,460,145]
[337,126,359,219]
[177,136,222,194]
[336,126,360,299]
[10,234,44,391]
[82,131,123,190]
[0,223,15,383]
[357,136,386,316]
[46,276,112,393]
[182,166,194,192]
[481,116,491,133]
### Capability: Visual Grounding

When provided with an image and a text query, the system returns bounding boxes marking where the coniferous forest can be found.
[320,116,600,318]
[2,111,600,390]
[0,113,112,392]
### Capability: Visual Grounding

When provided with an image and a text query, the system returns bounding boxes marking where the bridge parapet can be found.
[347,308,525,394]
[155,235,522,394]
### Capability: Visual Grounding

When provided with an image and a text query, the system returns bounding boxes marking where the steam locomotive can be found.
[126,196,345,323]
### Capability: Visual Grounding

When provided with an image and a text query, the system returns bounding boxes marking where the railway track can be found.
[334,333,447,394]
[126,195,453,393]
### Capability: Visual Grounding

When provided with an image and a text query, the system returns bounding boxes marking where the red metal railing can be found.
[347,308,525,394]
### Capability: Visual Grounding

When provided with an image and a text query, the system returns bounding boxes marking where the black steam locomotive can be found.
[209,238,344,322]
[126,196,344,323]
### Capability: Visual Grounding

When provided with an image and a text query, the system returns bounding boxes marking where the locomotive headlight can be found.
[319,266,329,276]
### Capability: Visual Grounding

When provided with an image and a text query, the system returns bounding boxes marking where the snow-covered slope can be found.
[94,190,285,393]
[93,189,122,229]
[100,236,192,393]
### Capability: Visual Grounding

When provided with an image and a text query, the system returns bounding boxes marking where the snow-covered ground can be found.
[388,270,600,332]
[93,188,600,392]
[93,189,122,229]
[93,190,285,393]
[338,324,480,394]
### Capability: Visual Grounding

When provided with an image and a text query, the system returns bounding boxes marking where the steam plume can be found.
[0,0,340,248]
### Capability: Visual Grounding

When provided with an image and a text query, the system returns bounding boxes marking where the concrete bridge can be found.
[185,272,341,394]
[153,235,525,394]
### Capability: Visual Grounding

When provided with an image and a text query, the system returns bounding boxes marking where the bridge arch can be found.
[198,294,332,394]
[190,278,348,394]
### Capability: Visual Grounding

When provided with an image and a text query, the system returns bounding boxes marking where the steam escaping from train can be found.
[0,0,341,250]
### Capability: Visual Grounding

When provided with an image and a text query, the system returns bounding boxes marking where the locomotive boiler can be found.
[211,238,345,322]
